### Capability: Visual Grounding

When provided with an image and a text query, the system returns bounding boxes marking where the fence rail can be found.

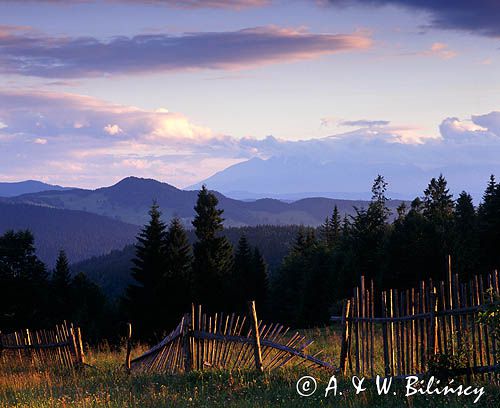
[332,259,499,379]
[0,323,85,370]
[130,301,334,374]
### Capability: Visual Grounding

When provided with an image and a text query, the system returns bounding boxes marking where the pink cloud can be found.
[2,1,269,9]
[0,25,372,78]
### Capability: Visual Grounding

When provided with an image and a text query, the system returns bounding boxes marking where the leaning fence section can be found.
[0,322,84,371]
[332,262,499,379]
[130,301,334,374]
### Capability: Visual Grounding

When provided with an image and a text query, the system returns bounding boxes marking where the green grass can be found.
[0,329,498,407]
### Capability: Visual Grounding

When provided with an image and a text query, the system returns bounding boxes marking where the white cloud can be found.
[103,124,123,136]
[1,88,500,196]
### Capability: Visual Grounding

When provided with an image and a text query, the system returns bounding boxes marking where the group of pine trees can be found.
[0,232,107,340]
[124,186,269,341]
[272,174,500,327]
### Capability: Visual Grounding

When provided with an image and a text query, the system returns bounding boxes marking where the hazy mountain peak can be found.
[103,176,180,192]
[0,180,70,197]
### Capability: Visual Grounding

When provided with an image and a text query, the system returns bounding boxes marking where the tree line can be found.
[123,185,268,341]
[273,174,500,327]
[2,175,500,342]
[0,231,110,341]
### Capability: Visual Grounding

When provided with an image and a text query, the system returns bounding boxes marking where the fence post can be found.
[429,288,437,367]
[25,329,35,366]
[339,299,351,376]
[182,314,192,372]
[69,327,78,366]
[381,291,391,377]
[75,327,85,366]
[448,255,455,355]
[125,323,132,374]
[248,300,264,373]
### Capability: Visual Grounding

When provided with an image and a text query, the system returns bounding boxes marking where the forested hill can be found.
[9,176,404,226]
[72,225,305,298]
[0,202,138,266]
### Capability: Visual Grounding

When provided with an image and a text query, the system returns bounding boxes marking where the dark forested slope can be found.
[0,202,138,266]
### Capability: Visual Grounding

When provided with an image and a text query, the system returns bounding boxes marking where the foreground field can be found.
[0,329,498,408]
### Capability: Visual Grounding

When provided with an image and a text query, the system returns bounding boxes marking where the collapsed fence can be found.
[331,259,499,379]
[0,323,85,371]
[130,301,334,374]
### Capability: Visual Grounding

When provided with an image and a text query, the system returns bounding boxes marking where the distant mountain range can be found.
[7,176,404,227]
[188,156,491,201]
[0,180,71,197]
[1,176,404,267]
[187,156,425,200]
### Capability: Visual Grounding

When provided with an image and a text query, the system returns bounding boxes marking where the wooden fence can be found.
[130,301,334,373]
[331,260,499,378]
[0,323,85,370]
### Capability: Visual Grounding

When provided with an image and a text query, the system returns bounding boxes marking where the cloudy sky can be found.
[0,0,499,194]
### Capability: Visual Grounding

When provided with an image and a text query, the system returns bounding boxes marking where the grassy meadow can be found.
[1,328,498,408]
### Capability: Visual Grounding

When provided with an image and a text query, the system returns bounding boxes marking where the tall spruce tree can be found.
[453,191,478,277]
[422,175,454,279]
[125,202,168,341]
[163,217,192,327]
[51,250,72,320]
[329,205,341,246]
[191,186,233,311]
[252,247,269,312]
[349,175,390,283]
[478,175,500,271]
[368,174,391,225]
[320,216,332,247]
[52,250,71,291]
[232,235,253,311]
[423,174,454,220]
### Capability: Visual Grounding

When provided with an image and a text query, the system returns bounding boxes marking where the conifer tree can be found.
[292,229,307,255]
[125,202,168,340]
[163,217,192,327]
[329,205,341,245]
[232,235,253,310]
[423,174,454,220]
[191,186,233,311]
[368,174,391,225]
[453,191,478,277]
[52,250,71,292]
[396,202,408,222]
[252,247,269,311]
[421,175,454,280]
[478,175,500,270]
[51,250,72,320]
[320,216,332,247]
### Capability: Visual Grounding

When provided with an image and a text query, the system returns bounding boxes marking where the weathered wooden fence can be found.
[130,301,334,373]
[332,260,499,378]
[0,323,85,370]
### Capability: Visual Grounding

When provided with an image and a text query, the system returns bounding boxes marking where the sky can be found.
[0,0,499,195]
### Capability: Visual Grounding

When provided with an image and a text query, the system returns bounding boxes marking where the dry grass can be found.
[0,328,498,407]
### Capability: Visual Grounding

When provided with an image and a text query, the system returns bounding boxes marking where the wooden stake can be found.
[182,315,192,372]
[381,291,391,377]
[125,323,132,373]
[248,301,263,373]
[76,327,85,366]
[339,299,351,375]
